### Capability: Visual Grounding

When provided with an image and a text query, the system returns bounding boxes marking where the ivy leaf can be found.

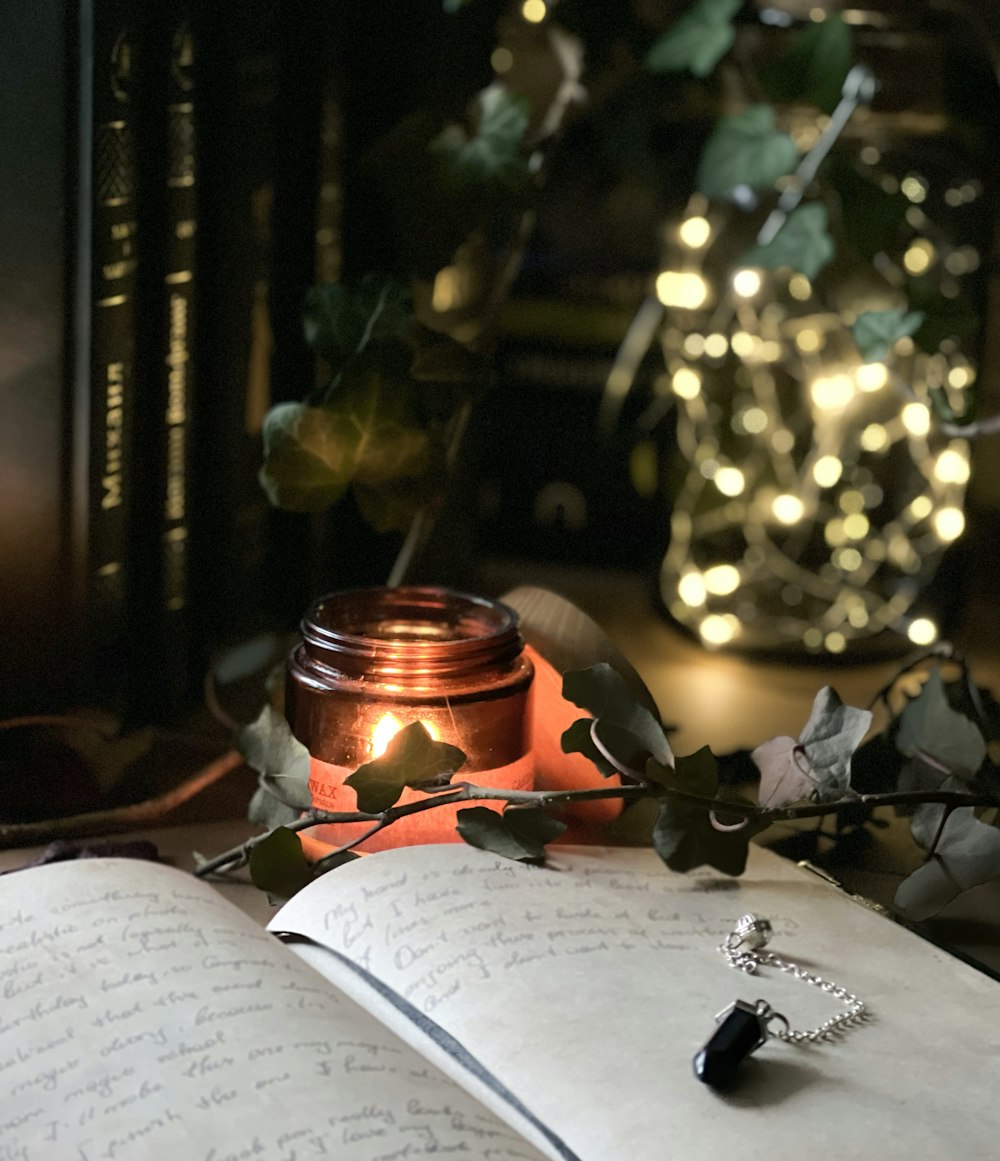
[345,721,466,814]
[249,827,314,899]
[353,469,445,535]
[851,309,925,362]
[258,403,355,513]
[561,664,671,776]
[431,84,531,190]
[798,687,872,799]
[303,276,411,367]
[650,746,755,876]
[238,707,313,830]
[895,667,987,782]
[260,356,432,515]
[562,717,620,778]
[696,106,799,200]
[753,687,870,807]
[752,737,811,809]
[760,14,853,114]
[238,707,312,810]
[456,805,566,863]
[741,202,835,280]
[645,0,741,78]
[895,795,1000,920]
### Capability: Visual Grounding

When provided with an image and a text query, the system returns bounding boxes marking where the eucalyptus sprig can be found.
[198,654,1000,923]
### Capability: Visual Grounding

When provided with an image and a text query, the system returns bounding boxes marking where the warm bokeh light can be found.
[855,362,888,391]
[678,572,707,607]
[656,270,709,309]
[933,506,965,541]
[703,564,741,595]
[907,617,938,646]
[699,614,738,646]
[772,494,805,524]
[811,373,855,410]
[678,216,712,248]
[521,0,547,22]
[813,455,844,488]
[714,467,746,496]
[934,447,970,484]
[901,402,931,437]
[732,269,762,297]
[672,367,702,399]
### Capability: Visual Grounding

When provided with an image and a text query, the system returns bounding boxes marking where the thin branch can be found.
[194,772,1000,881]
[0,750,246,849]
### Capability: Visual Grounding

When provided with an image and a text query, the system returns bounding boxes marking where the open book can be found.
[3,842,997,1160]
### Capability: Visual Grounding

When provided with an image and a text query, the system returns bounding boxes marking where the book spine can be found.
[72,0,139,712]
[158,12,197,709]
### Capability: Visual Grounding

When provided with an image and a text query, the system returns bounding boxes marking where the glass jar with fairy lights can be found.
[617,0,1000,657]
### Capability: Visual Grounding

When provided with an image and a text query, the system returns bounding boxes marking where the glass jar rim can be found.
[299,585,524,677]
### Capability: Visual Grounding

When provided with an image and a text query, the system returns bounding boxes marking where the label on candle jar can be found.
[307,754,535,853]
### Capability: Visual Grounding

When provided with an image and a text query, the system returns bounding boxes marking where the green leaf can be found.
[303,276,411,366]
[696,106,799,200]
[561,664,671,776]
[353,470,444,535]
[431,84,531,189]
[851,309,925,362]
[645,0,741,77]
[238,707,313,811]
[895,796,1000,920]
[258,403,355,513]
[560,717,620,778]
[248,827,314,899]
[345,721,466,814]
[650,745,754,874]
[895,667,987,782]
[260,351,433,515]
[652,801,755,876]
[741,202,835,279]
[760,15,853,114]
[456,805,567,863]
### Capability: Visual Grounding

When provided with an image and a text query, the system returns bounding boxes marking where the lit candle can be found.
[286,586,535,852]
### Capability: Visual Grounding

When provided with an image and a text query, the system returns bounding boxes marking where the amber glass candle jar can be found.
[286,586,535,851]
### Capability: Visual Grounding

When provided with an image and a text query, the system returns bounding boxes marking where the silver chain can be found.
[719,921,867,1044]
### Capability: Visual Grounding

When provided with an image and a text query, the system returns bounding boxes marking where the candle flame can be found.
[371,713,440,758]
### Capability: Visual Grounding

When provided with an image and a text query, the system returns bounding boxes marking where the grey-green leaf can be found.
[741,202,835,280]
[431,84,531,188]
[895,800,1000,921]
[456,805,566,863]
[696,106,799,200]
[851,309,925,362]
[799,687,871,801]
[895,667,987,781]
[645,0,741,77]
[345,721,466,814]
[238,707,313,812]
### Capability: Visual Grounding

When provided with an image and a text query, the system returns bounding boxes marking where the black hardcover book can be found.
[133,4,198,717]
[0,0,139,716]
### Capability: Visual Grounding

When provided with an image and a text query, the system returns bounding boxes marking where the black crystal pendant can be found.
[693,1000,767,1087]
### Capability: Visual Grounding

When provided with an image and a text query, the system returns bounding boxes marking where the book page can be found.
[0,857,557,1161]
[271,843,1000,1161]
